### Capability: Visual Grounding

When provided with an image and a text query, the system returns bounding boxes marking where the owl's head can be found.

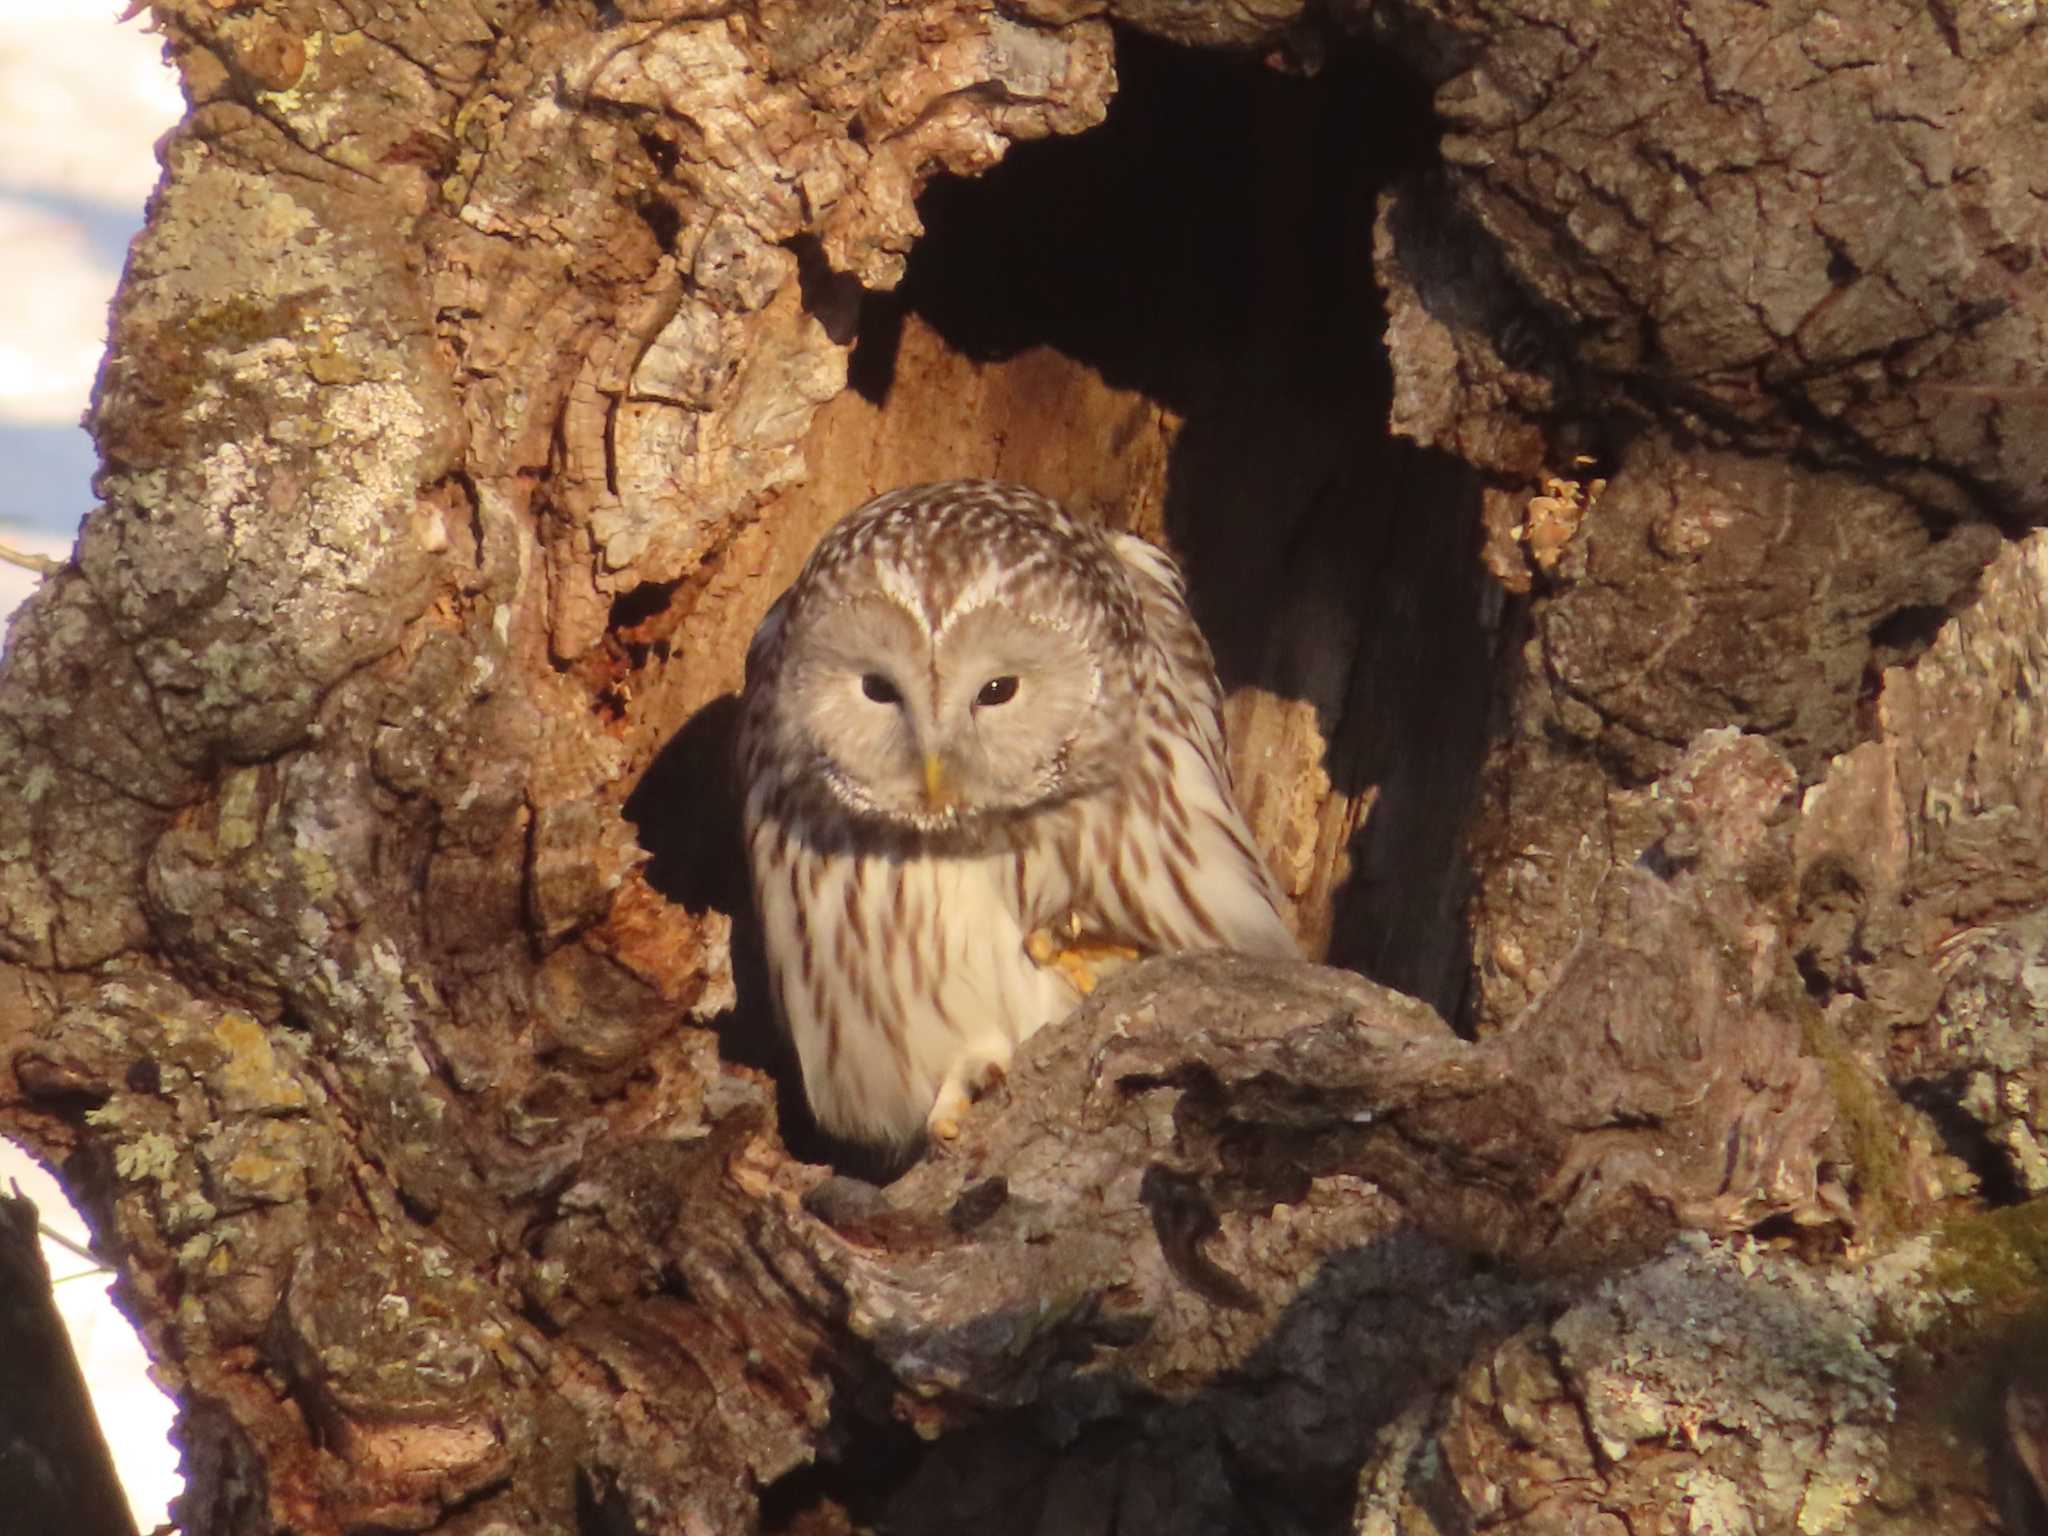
[744,483,1149,837]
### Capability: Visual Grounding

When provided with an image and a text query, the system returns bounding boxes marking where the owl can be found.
[738,479,1296,1154]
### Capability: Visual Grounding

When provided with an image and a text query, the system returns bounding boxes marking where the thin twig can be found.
[0,540,60,577]
[39,1222,102,1267]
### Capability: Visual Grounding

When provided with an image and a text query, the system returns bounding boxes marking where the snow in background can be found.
[1,3,188,1529]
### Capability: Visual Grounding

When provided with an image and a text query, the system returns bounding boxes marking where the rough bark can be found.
[2,1,2047,1534]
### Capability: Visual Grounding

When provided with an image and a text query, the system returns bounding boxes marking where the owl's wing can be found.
[1084,532,1297,961]
[1107,532,1231,770]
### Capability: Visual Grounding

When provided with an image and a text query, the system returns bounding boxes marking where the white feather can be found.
[748,788,1075,1148]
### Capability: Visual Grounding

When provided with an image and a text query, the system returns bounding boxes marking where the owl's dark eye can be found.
[976,675,1020,707]
[861,673,901,704]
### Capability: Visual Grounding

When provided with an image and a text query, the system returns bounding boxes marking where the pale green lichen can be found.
[322,1343,361,1376]
[20,761,54,804]
[290,842,340,904]
[115,1131,181,1184]
[295,905,333,949]
[89,150,448,764]
[1672,1466,1752,1536]
[1795,1474,1859,1534]
[1552,1233,1902,1533]
[217,766,264,854]
[164,1190,219,1237]
[254,32,369,162]
[1352,1400,1437,1536]
[2000,1119,2048,1195]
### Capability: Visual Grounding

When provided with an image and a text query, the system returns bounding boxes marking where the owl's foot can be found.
[926,1053,1009,1146]
[1026,924,1141,996]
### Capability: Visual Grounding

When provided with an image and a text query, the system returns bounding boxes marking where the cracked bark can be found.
[3,1,2047,1533]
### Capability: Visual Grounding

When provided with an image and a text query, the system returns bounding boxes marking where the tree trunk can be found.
[3,1,2047,1532]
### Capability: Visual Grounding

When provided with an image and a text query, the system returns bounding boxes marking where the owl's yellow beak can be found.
[922,753,954,812]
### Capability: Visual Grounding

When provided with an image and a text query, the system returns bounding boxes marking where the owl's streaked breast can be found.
[745,784,1076,1149]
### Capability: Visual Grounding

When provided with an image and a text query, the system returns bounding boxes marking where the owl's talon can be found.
[926,1079,970,1144]
[1056,950,1100,995]
[1030,932,1142,996]
[924,1053,1009,1149]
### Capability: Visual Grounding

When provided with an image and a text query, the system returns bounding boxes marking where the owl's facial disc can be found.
[778,598,930,825]
[779,595,1109,833]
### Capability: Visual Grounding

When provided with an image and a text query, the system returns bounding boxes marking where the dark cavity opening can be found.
[607,578,679,635]
[1868,601,1952,654]
[850,31,1497,1018]
[1899,1076,2030,1209]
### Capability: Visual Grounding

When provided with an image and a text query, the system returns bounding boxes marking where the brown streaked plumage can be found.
[737,479,1296,1153]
